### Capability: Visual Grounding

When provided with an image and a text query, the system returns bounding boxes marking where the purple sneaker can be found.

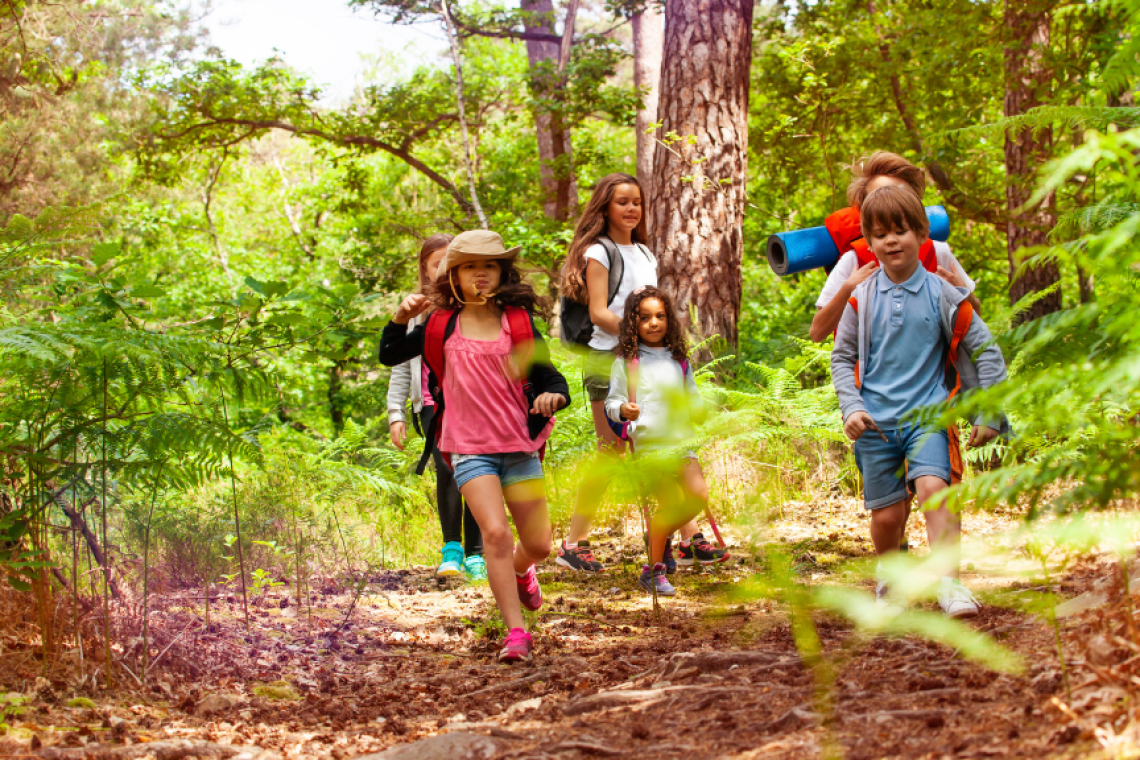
[516,565,543,611]
[498,628,533,662]
[638,563,676,597]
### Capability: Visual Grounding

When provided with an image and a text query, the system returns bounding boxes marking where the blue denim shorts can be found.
[852,422,951,510]
[451,452,544,489]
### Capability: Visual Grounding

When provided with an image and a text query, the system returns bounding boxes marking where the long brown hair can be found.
[617,286,688,364]
[417,233,453,292]
[430,258,552,320]
[560,173,650,304]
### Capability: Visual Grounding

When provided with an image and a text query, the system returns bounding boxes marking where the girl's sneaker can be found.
[464,554,487,581]
[437,541,466,577]
[677,533,729,566]
[516,565,543,610]
[555,540,604,572]
[662,535,677,574]
[638,563,676,597]
[937,577,980,618]
[498,628,533,663]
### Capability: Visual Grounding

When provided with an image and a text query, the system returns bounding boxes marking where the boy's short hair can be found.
[860,185,931,240]
[847,151,926,208]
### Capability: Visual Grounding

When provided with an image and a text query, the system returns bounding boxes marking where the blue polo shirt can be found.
[861,266,949,429]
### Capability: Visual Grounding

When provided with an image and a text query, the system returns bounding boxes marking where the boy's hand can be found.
[389,421,406,450]
[621,402,641,421]
[936,266,964,288]
[967,425,999,449]
[844,411,874,441]
[843,261,879,293]
[531,393,567,417]
[394,293,431,324]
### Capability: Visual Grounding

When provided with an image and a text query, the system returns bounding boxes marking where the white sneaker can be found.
[875,581,906,617]
[938,578,980,618]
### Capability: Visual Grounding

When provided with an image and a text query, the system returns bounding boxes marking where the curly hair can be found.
[560,173,650,304]
[616,286,688,364]
[430,258,552,320]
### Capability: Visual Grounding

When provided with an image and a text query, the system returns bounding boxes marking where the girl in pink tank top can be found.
[379,230,570,664]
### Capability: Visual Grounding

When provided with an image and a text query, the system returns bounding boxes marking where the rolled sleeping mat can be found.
[766,205,951,276]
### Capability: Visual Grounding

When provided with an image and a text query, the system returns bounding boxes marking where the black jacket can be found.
[379,311,571,473]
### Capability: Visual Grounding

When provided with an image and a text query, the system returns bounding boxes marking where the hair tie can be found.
[633,286,646,296]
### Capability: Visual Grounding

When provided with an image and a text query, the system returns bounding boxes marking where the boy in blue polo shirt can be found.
[831,185,1007,618]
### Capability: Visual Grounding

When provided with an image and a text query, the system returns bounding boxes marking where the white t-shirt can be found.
[583,241,658,351]
[815,241,974,309]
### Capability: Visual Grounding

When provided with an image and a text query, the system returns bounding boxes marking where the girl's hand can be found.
[936,266,964,288]
[843,261,879,293]
[389,421,406,450]
[967,425,999,449]
[621,402,641,421]
[531,393,567,417]
[394,293,431,324]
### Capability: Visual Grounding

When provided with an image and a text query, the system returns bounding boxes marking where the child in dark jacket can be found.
[831,186,1007,618]
[379,230,570,662]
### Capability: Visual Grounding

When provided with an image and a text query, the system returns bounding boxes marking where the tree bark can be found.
[632,7,664,206]
[1005,0,1060,322]
[648,0,753,350]
[521,0,576,220]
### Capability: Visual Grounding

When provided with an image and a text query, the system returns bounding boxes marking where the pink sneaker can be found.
[498,627,533,663]
[516,565,543,611]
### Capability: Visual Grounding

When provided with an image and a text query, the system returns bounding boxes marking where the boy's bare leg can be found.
[565,401,625,544]
[914,475,960,579]
[870,500,908,556]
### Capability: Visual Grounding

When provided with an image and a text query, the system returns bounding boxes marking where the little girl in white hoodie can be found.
[606,286,715,597]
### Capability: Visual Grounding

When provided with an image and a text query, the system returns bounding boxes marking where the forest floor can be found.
[1,498,1137,760]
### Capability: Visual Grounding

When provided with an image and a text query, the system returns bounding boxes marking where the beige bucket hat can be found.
[435,230,522,278]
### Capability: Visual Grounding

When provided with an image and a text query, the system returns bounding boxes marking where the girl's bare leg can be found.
[461,475,527,631]
[648,461,709,564]
[504,478,553,574]
[566,400,626,544]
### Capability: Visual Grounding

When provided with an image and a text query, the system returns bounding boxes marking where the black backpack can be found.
[559,236,655,348]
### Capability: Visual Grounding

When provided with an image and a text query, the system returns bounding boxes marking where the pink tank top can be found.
[438,312,553,455]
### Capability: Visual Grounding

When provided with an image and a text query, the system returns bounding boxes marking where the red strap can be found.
[627,356,639,405]
[504,305,535,377]
[945,302,974,400]
[423,310,454,384]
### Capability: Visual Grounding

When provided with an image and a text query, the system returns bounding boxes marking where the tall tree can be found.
[521,0,576,219]
[632,6,663,204]
[1004,0,1061,321]
[649,0,753,348]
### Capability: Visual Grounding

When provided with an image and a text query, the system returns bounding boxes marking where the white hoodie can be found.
[605,346,699,450]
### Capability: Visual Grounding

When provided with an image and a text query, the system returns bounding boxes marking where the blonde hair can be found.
[847,152,926,209]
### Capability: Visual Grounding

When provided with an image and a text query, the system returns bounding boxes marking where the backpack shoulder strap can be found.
[504,306,536,375]
[626,355,639,406]
[423,309,457,383]
[945,301,974,399]
[597,236,625,307]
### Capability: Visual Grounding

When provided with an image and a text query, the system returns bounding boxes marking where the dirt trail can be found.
[0,499,1122,759]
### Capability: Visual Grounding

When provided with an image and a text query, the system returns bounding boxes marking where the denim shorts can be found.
[852,421,951,510]
[451,452,544,489]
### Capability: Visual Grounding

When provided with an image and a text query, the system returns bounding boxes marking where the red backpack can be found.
[415,305,541,474]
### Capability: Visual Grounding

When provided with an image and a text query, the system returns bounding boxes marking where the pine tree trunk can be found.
[1004,0,1060,322]
[522,0,576,220]
[632,7,663,205]
[648,0,753,350]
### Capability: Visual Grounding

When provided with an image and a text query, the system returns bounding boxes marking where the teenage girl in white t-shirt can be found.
[556,173,657,572]
[809,151,982,343]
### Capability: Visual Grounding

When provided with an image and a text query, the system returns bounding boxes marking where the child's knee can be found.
[482,525,515,554]
[871,502,907,528]
[913,475,949,506]
[522,535,553,560]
